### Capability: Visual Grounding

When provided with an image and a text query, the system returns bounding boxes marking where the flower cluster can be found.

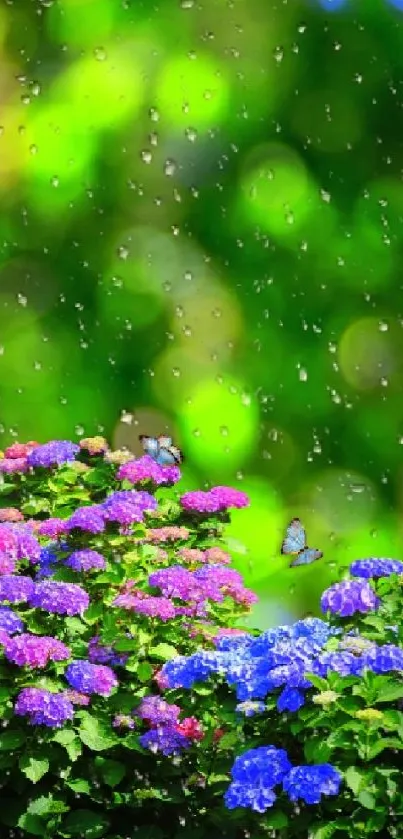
[15,688,74,727]
[117,455,181,487]
[349,557,403,579]
[29,581,90,616]
[180,486,249,513]
[3,633,71,668]
[65,661,118,696]
[320,579,380,617]
[27,440,80,469]
[134,694,204,755]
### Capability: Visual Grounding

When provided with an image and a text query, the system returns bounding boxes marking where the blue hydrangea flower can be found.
[139,726,190,756]
[277,687,305,713]
[225,746,292,814]
[360,644,403,673]
[282,764,342,805]
[349,557,403,579]
[65,660,118,696]
[235,700,266,717]
[320,579,380,617]
[27,441,79,469]
[0,606,24,634]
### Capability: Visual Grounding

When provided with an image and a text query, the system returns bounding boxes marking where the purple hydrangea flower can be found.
[37,518,68,538]
[282,764,342,805]
[6,523,41,563]
[0,574,35,604]
[0,606,24,634]
[64,550,106,573]
[65,660,118,696]
[117,455,181,486]
[101,490,157,526]
[139,726,190,756]
[66,506,106,534]
[349,557,403,579]
[320,579,380,617]
[135,696,181,726]
[88,636,128,667]
[27,441,79,469]
[14,688,74,727]
[29,581,90,616]
[3,633,71,668]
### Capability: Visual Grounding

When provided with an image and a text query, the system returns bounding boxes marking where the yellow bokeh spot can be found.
[155,55,229,129]
[177,376,258,475]
[240,143,315,238]
[52,51,143,129]
[23,104,95,182]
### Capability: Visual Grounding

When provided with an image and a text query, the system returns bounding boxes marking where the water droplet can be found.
[117,246,129,260]
[120,411,133,425]
[17,294,27,307]
[149,107,160,122]
[51,175,59,187]
[141,149,152,164]
[75,425,84,436]
[172,367,181,377]
[379,321,389,332]
[164,159,177,177]
[299,367,308,382]
[93,47,107,61]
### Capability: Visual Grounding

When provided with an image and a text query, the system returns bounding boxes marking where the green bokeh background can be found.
[1,0,403,629]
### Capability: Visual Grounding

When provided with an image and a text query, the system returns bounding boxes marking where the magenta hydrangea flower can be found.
[0,574,35,604]
[117,455,181,487]
[27,440,79,469]
[0,554,16,574]
[14,688,74,727]
[0,457,28,474]
[65,661,118,696]
[3,633,71,668]
[6,523,41,563]
[29,581,90,616]
[4,442,38,459]
[113,592,176,621]
[209,486,250,510]
[66,506,105,534]
[64,550,106,573]
[37,518,68,538]
[180,491,222,514]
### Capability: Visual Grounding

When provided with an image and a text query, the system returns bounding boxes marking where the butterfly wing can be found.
[281,518,306,555]
[139,435,160,459]
[290,548,323,568]
[155,448,177,466]
[167,444,183,464]
[157,436,173,449]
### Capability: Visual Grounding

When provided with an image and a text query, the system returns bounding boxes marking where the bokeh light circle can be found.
[155,55,229,130]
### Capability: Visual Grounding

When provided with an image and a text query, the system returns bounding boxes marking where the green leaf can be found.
[305,672,329,691]
[0,730,26,750]
[52,730,82,761]
[263,810,289,829]
[344,765,366,794]
[216,732,238,750]
[133,828,164,839]
[304,738,332,763]
[27,796,69,817]
[60,809,110,838]
[357,790,377,809]
[375,683,403,703]
[94,757,126,787]
[309,825,336,839]
[66,779,92,795]
[21,498,50,514]
[17,814,47,836]
[148,643,179,661]
[19,755,50,783]
[78,714,118,752]
[366,737,403,759]
[137,661,153,682]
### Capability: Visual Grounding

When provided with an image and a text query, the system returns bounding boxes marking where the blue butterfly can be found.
[281,518,323,568]
[139,435,183,467]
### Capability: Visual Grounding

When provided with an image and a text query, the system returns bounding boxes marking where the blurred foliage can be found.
[1,0,403,626]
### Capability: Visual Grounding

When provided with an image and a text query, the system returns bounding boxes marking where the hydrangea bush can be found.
[1,438,403,839]
[0,437,256,839]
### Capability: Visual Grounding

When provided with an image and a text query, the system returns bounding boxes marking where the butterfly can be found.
[139,435,183,466]
[281,518,323,567]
